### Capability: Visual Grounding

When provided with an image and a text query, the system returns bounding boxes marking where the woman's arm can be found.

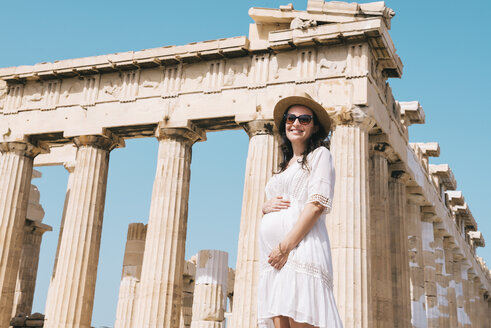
[281,202,324,252]
[267,202,325,269]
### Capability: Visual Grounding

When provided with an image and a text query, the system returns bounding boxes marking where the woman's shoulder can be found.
[308,146,331,160]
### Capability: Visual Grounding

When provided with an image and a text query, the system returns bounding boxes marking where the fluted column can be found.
[468,276,480,327]
[487,296,491,328]
[420,214,438,327]
[12,221,51,317]
[458,263,472,327]
[133,122,205,328]
[44,131,124,328]
[443,241,458,328]
[388,166,411,328]
[0,141,45,326]
[114,223,147,328]
[453,259,466,328]
[368,137,394,327]
[191,250,228,328]
[45,161,75,318]
[406,194,427,327]
[433,231,449,327]
[327,108,375,328]
[230,120,278,328]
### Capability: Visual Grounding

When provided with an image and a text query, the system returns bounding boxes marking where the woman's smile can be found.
[285,105,318,145]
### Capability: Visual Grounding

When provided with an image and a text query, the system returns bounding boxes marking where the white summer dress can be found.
[257,146,343,328]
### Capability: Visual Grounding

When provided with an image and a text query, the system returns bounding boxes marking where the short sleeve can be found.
[306,147,335,214]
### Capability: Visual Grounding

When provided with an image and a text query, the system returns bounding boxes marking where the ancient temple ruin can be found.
[0,0,490,327]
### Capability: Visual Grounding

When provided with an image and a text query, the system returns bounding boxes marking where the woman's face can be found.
[284,105,319,146]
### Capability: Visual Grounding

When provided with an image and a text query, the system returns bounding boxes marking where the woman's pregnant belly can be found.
[259,206,297,252]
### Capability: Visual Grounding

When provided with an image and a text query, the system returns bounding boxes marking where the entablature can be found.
[399,101,425,126]
[0,36,250,83]
[429,164,457,191]
[446,190,464,206]
[452,203,478,231]
[469,231,485,248]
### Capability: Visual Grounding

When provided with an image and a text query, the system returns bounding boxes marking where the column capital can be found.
[421,205,438,222]
[369,133,398,161]
[156,121,206,144]
[241,119,274,138]
[389,163,411,184]
[407,192,426,205]
[0,140,48,158]
[73,129,124,151]
[331,106,376,131]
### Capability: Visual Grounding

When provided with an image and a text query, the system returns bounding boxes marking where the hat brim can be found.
[273,95,331,139]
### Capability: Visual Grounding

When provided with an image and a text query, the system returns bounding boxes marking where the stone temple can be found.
[0,1,489,327]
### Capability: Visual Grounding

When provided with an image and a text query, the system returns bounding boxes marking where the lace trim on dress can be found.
[259,258,334,290]
[290,169,308,200]
[307,194,332,212]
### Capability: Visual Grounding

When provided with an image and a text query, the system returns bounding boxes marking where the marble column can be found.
[190,250,228,328]
[327,109,375,328]
[114,223,147,328]
[388,166,411,328]
[443,240,458,328]
[406,194,427,327]
[368,138,394,327]
[11,221,52,317]
[0,141,44,326]
[230,120,278,328]
[433,231,449,327]
[488,298,491,327]
[458,263,472,327]
[44,161,75,318]
[44,132,123,328]
[468,277,481,327]
[133,122,205,328]
[420,213,438,327]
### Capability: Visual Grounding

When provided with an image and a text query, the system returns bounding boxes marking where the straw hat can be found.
[273,91,331,139]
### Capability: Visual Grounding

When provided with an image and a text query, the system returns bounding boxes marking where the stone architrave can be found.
[0,141,45,326]
[11,221,51,317]
[114,223,147,328]
[388,165,411,328]
[229,120,279,328]
[132,122,205,328]
[368,137,394,327]
[327,107,375,328]
[44,161,75,318]
[44,131,124,328]
[406,193,427,327]
[190,249,228,328]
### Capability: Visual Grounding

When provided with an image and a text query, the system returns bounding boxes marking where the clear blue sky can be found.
[1,1,490,327]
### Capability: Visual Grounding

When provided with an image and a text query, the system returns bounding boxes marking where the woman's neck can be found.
[291,141,306,157]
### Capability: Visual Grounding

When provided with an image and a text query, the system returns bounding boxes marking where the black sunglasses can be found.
[284,113,313,125]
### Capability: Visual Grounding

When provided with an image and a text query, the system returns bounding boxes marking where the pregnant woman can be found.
[257,92,343,328]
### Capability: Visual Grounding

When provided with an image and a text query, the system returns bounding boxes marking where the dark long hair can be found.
[276,106,330,173]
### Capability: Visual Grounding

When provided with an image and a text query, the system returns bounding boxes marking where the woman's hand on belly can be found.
[262,196,290,215]
[268,243,289,270]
